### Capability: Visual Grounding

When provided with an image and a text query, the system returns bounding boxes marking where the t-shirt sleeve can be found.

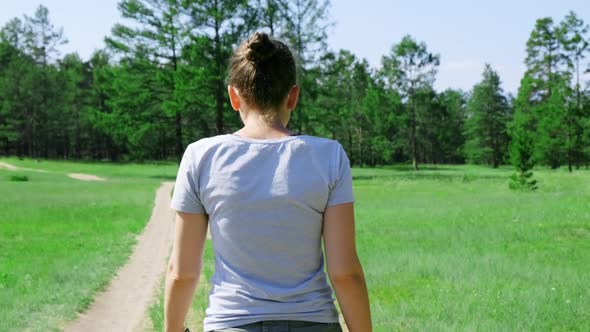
[326,144,355,207]
[170,145,206,214]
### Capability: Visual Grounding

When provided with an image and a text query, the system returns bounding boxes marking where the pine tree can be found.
[23,5,67,67]
[255,0,290,36]
[380,35,440,170]
[465,64,511,167]
[182,0,253,135]
[280,0,332,134]
[522,16,576,169]
[509,117,538,191]
[0,41,32,155]
[57,53,93,158]
[106,0,187,159]
[22,5,67,157]
[436,89,467,164]
[361,80,402,165]
[87,50,123,161]
[559,11,590,171]
[510,73,538,190]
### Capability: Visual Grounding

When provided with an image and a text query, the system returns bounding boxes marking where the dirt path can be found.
[63,182,176,332]
[67,173,107,181]
[0,161,105,181]
[0,161,19,171]
[0,161,49,173]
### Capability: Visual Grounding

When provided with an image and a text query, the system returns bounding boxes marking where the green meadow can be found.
[151,165,590,331]
[0,158,176,331]
[1,158,589,331]
[352,166,590,331]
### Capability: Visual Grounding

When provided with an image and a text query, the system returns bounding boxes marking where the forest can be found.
[0,1,589,172]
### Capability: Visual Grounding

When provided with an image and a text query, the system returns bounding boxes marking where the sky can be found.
[1,0,589,94]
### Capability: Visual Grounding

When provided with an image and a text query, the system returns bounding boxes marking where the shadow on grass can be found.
[148,174,177,181]
[381,165,460,172]
[353,172,506,182]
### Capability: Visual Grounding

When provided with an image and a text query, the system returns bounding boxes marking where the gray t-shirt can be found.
[170,134,354,331]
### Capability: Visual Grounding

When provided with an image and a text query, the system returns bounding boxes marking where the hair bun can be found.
[246,32,277,63]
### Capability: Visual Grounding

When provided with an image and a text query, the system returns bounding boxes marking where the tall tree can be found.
[255,0,289,36]
[281,0,331,134]
[24,5,67,67]
[435,89,467,164]
[525,17,564,96]
[87,50,124,161]
[182,0,253,135]
[57,53,93,158]
[0,18,26,50]
[0,41,33,156]
[314,50,371,164]
[107,0,187,158]
[23,5,67,157]
[522,17,570,168]
[361,80,402,165]
[560,11,590,171]
[465,64,511,167]
[583,88,590,167]
[381,35,440,170]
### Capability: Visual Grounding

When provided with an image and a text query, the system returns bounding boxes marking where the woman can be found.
[165,32,371,332]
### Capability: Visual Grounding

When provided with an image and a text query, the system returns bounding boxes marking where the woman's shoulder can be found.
[184,134,345,157]
[299,136,347,156]
[185,135,230,151]
[296,134,343,147]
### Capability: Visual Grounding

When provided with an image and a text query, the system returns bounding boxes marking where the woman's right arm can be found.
[323,202,372,332]
[164,211,208,332]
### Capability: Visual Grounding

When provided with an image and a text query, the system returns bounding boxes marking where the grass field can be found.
[0,157,177,331]
[352,165,589,331]
[1,158,589,331]
[150,164,590,331]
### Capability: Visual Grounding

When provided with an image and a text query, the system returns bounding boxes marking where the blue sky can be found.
[1,0,589,94]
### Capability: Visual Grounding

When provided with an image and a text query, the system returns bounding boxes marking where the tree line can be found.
[0,2,589,171]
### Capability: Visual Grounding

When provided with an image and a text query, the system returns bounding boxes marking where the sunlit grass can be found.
[353,165,590,331]
[152,164,590,331]
[0,158,176,331]
[1,158,588,331]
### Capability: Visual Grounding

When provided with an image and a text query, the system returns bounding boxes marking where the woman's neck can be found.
[234,108,293,139]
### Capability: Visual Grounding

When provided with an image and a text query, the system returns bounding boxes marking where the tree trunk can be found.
[171,27,183,160]
[214,12,224,135]
[410,92,418,171]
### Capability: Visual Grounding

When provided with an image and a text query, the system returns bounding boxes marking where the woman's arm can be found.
[164,211,209,332]
[323,202,372,332]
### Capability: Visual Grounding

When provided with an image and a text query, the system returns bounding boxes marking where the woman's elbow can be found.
[166,262,200,282]
[328,266,365,285]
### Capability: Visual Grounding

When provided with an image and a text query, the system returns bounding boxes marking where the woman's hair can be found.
[227,32,296,117]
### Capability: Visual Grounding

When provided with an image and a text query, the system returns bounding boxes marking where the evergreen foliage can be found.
[508,117,538,191]
[465,65,511,167]
[0,4,588,171]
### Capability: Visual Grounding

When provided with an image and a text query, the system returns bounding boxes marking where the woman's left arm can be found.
[164,211,209,332]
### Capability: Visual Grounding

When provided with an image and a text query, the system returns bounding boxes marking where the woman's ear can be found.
[228,85,241,111]
[286,85,300,111]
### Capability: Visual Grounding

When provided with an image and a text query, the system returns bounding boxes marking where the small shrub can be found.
[508,118,537,191]
[509,171,538,191]
[9,175,29,182]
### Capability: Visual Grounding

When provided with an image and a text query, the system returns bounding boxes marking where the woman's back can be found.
[165,32,370,332]
[171,134,353,330]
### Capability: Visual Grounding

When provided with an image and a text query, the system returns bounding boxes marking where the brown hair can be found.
[227,32,296,118]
